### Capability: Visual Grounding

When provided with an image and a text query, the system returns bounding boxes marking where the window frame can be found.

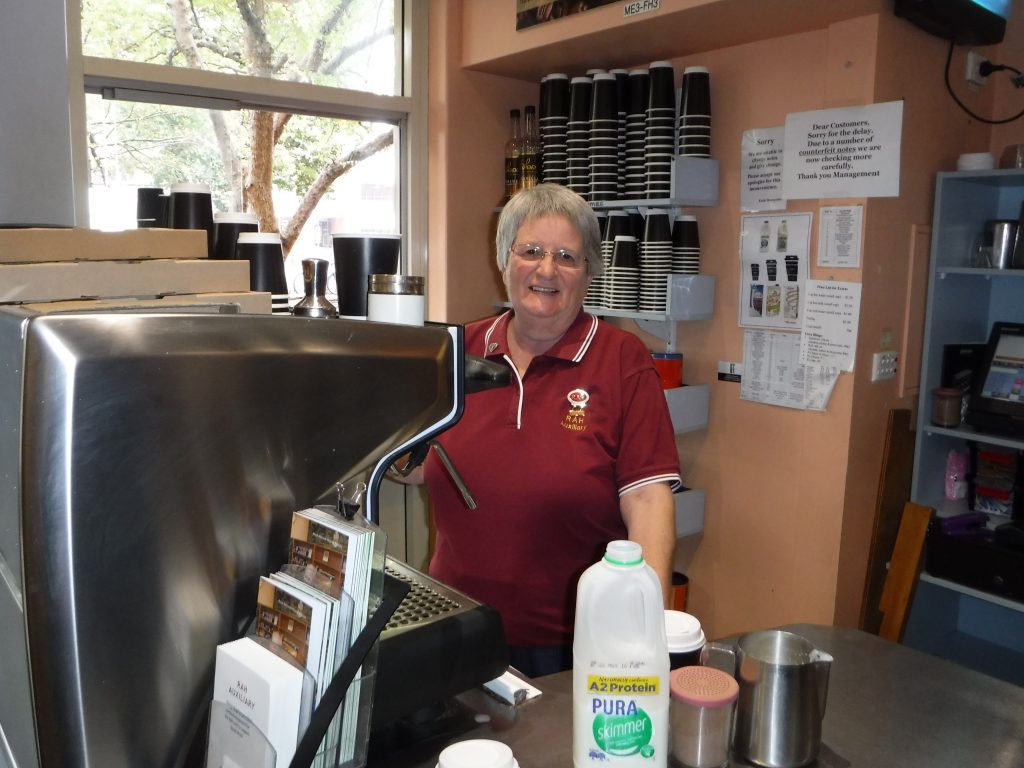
[67,0,428,276]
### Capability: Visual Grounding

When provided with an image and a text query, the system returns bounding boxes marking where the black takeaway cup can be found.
[212,211,259,261]
[331,234,401,318]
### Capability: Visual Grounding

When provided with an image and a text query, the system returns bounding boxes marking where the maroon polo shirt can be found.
[425,310,681,647]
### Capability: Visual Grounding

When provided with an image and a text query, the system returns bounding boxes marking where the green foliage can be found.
[82,0,396,213]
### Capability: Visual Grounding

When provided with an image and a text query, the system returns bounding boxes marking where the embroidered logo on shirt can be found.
[561,388,589,432]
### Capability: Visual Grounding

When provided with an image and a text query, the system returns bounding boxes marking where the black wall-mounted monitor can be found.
[966,321,1024,438]
[894,0,1010,45]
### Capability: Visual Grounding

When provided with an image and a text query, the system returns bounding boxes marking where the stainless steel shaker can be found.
[983,219,1017,269]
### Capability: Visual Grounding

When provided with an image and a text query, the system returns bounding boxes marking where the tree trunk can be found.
[167,0,241,209]
[247,111,278,234]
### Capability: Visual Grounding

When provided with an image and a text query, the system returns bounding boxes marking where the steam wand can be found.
[389,439,477,510]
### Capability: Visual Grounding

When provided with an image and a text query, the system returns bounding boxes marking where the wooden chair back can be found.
[878,501,934,642]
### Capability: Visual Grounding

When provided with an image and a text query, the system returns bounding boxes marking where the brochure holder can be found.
[205,636,316,768]
[293,571,409,768]
[206,509,403,768]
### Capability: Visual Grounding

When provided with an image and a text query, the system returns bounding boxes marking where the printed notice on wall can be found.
[817,205,863,268]
[781,101,903,200]
[741,329,840,411]
[799,280,862,372]
[738,213,811,331]
[741,127,786,211]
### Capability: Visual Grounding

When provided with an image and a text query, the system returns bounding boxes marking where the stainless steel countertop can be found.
[370,623,1024,767]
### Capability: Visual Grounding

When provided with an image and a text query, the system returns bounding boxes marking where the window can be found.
[81,0,399,96]
[75,0,425,298]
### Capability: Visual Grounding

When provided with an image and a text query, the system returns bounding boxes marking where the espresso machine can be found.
[0,307,507,767]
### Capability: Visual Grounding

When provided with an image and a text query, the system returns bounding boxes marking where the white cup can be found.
[437,739,518,768]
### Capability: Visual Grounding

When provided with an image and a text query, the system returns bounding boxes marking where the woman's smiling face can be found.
[504,213,590,333]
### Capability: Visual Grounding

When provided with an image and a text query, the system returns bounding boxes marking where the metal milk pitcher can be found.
[704,629,832,768]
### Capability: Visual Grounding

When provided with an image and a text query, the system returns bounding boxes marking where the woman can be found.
[409,183,680,678]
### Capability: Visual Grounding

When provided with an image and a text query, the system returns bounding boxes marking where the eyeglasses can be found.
[510,243,586,270]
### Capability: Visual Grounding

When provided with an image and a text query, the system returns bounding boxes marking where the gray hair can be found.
[495,183,604,276]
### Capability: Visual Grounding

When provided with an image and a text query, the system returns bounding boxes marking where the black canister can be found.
[136,187,166,228]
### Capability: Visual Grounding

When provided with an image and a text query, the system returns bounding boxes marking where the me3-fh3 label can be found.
[624,0,660,17]
[585,675,660,758]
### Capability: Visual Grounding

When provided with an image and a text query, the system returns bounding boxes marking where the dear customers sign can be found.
[781,101,903,200]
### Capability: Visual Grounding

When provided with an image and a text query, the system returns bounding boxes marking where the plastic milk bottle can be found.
[573,540,669,767]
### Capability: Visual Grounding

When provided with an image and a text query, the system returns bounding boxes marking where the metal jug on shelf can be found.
[703,629,832,768]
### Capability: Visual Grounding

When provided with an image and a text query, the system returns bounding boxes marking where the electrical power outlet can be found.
[871,351,898,382]
[966,51,989,87]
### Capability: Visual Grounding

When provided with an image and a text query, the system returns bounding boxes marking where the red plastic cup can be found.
[652,352,683,389]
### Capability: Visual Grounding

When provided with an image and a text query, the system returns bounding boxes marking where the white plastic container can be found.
[573,540,670,767]
[437,739,519,768]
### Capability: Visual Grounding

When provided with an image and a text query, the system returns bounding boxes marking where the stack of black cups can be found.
[567,76,593,199]
[623,68,650,199]
[611,69,630,197]
[540,73,570,185]
[605,235,640,311]
[640,211,673,313]
[678,66,711,158]
[589,73,619,202]
[589,210,630,308]
[236,232,290,314]
[167,182,215,257]
[645,61,677,200]
[672,215,701,275]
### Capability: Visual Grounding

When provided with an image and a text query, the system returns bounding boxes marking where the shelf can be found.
[922,423,1024,452]
[937,267,1024,278]
[908,168,1024,678]
[904,574,1024,687]
[585,274,715,323]
[499,275,716,350]
[590,158,720,209]
[674,489,705,539]
[920,573,1024,614]
[495,158,720,212]
[666,384,708,434]
[583,274,715,352]
[462,0,887,82]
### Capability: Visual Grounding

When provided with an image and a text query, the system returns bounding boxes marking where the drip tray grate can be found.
[383,557,476,633]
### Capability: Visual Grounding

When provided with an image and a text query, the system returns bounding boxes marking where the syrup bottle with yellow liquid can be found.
[573,540,669,767]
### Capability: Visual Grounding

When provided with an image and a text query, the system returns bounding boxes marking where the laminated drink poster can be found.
[739,213,811,331]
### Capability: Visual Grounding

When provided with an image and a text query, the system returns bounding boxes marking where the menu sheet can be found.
[741,329,839,411]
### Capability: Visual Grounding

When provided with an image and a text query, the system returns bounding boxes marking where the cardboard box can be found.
[0,228,207,263]
[0,259,249,304]
[20,292,272,315]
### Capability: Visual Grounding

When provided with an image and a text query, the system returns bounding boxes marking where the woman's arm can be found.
[620,482,676,607]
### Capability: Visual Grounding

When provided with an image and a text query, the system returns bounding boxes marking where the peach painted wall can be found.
[427,0,536,324]
[429,0,1024,640]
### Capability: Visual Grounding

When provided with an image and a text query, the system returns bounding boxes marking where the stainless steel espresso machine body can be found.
[0,308,472,767]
